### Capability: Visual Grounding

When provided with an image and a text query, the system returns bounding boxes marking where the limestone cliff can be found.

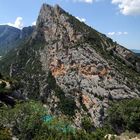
[0,4,140,128]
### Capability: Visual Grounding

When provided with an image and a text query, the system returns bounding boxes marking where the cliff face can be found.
[1,4,140,127]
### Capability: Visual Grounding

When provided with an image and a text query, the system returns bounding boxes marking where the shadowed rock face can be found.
[1,4,140,127]
[0,25,20,56]
[0,25,34,56]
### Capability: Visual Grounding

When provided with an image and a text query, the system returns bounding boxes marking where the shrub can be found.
[81,117,94,132]
[0,100,116,140]
[0,81,6,89]
[0,101,47,139]
[59,97,77,116]
[107,99,140,134]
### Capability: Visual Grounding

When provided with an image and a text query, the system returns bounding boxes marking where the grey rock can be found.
[1,3,140,128]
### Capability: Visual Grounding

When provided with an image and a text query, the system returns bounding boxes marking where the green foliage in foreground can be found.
[0,101,111,140]
[0,101,47,139]
[0,73,111,139]
[1,99,140,139]
[107,99,140,134]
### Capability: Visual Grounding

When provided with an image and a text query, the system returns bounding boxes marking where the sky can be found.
[0,0,140,50]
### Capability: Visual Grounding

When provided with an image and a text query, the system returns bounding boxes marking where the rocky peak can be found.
[1,3,140,128]
[36,3,83,44]
[37,4,53,25]
[37,3,65,27]
[32,4,140,127]
[36,4,140,73]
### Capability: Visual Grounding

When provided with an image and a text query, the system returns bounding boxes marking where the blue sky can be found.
[0,0,140,50]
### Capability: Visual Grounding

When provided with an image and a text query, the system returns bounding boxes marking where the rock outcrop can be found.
[0,3,140,128]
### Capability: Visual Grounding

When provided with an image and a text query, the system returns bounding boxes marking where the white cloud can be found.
[112,0,140,16]
[123,31,128,35]
[108,32,115,36]
[7,17,23,29]
[32,21,36,26]
[73,0,94,3]
[107,31,128,36]
[76,16,86,22]
[65,0,102,3]
[0,17,24,29]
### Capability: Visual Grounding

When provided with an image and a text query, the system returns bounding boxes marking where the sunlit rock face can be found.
[35,4,140,127]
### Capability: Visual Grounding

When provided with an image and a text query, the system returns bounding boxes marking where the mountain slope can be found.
[0,25,34,56]
[0,4,140,127]
[132,49,140,57]
[0,25,20,56]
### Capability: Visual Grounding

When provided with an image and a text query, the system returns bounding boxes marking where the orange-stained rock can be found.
[51,64,66,76]
[99,68,108,76]
[82,94,96,109]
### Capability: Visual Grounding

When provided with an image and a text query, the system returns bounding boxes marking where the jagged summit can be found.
[0,3,140,128]
[36,3,65,27]
[36,3,140,72]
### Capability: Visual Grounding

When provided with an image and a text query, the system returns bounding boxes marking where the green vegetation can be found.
[0,49,17,75]
[0,37,46,99]
[67,12,102,40]
[16,40,45,99]
[107,99,140,134]
[0,73,21,94]
[1,92,139,139]
[94,93,104,101]
[0,101,112,140]
[81,117,94,132]
[0,81,6,90]
[0,101,47,139]
[0,82,10,94]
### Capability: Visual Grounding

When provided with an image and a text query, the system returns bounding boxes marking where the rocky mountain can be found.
[132,49,140,56]
[0,3,140,128]
[0,25,34,56]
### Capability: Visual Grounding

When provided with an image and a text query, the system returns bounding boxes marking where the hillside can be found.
[0,25,34,56]
[0,3,140,139]
[132,49,140,57]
